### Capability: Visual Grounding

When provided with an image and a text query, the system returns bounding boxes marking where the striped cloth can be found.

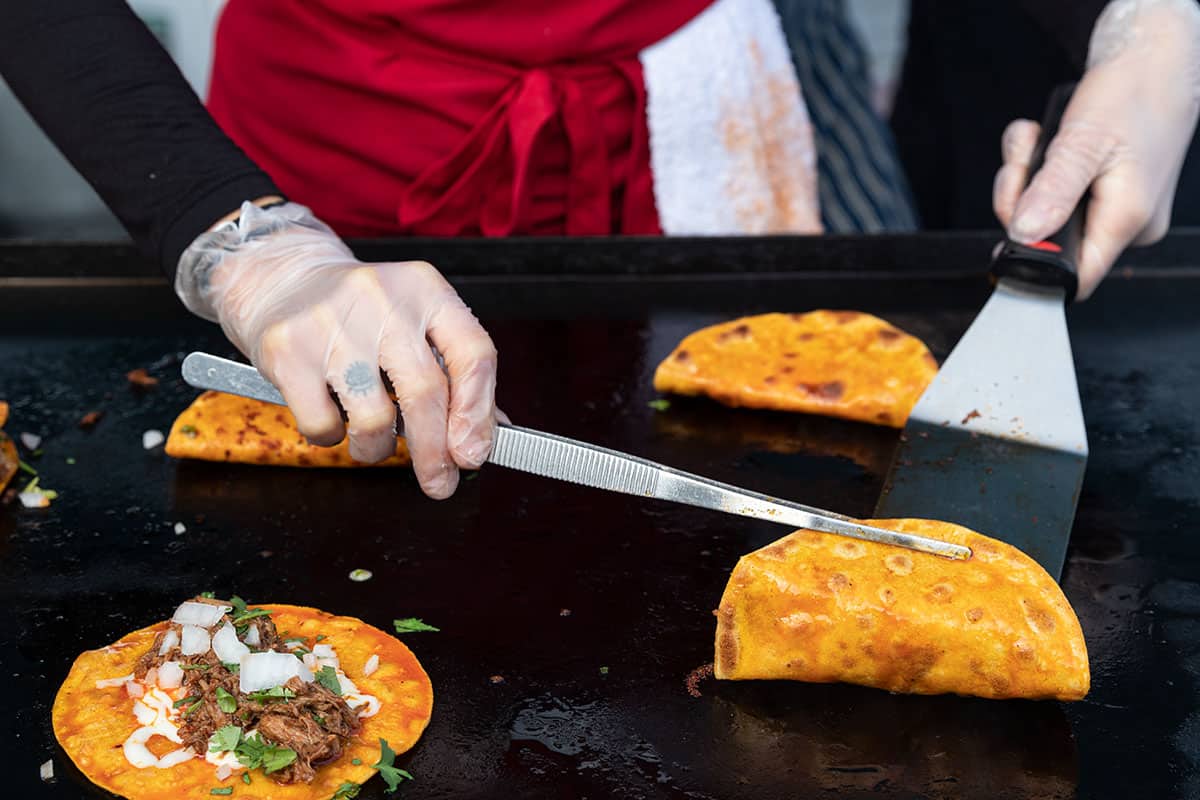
[772,0,920,232]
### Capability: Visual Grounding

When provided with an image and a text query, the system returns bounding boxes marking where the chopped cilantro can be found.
[393,618,439,634]
[209,725,242,753]
[229,596,249,617]
[647,398,671,411]
[181,424,198,438]
[234,732,297,775]
[31,448,43,458]
[231,608,273,626]
[180,663,211,671]
[246,686,294,703]
[348,568,373,582]
[210,789,233,796]
[599,666,610,675]
[351,758,362,766]
[464,470,479,481]
[183,700,203,717]
[311,711,326,726]
[282,636,306,644]
[216,687,237,713]
[200,591,216,599]
[332,782,361,799]
[241,772,251,785]
[17,460,36,476]
[315,635,326,642]
[291,647,311,659]
[315,665,341,695]
[65,457,76,465]
[173,695,200,708]
[372,738,413,793]
[223,662,240,673]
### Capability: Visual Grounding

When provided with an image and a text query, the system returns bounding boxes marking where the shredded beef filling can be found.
[133,598,362,784]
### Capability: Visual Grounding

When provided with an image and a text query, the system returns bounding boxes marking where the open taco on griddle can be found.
[53,597,432,798]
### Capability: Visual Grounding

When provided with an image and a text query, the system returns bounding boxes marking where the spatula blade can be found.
[875,279,1088,579]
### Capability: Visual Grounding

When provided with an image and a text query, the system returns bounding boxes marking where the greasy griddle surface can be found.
[1,262,1198,799]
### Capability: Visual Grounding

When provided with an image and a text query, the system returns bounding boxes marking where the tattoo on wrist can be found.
[344,361,376,397]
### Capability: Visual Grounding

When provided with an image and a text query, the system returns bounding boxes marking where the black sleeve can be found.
[0,0,281,277]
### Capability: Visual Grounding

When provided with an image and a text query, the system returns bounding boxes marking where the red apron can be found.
[207,0,712,238]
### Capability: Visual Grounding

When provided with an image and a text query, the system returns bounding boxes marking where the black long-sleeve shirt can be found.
[0,0,279,277]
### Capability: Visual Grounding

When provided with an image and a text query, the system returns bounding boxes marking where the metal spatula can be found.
[876,84,1088,579]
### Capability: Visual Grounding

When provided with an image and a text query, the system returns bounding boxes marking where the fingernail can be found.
[1011,204,1061,242]
[425,462,458,500]
[461,437,493,468]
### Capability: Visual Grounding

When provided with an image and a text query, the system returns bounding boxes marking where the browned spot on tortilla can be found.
[878,328,902,342]
[799,381,844,400]
[927,582,955,603]
[831,311,859,324]
[675,350,690,362]
[885,553,913,576]
[965,607,985,623]
[827,573,850,590]
[1022,599,1057,635]
[763,376,778,385]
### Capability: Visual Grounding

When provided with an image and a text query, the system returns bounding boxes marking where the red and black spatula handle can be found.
[990,82,1084,301]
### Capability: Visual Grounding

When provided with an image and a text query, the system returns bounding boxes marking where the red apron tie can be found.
[399,67,614,236]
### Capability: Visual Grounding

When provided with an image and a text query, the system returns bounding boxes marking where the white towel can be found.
[640,0,823,235]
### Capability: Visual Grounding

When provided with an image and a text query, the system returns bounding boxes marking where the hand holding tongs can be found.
[182,352,971,560]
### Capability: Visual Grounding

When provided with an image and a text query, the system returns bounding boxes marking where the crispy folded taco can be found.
[54,598,433,798]
[166,391,410,467]
[714,519,1089,701]
[0,401,16,494]
[653,311,938,427]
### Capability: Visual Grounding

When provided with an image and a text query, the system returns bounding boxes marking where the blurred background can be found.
[0,1,908,242]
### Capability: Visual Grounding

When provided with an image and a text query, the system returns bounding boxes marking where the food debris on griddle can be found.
[126,368,159,389]
[685,663,715,698]
[79,410,104,429]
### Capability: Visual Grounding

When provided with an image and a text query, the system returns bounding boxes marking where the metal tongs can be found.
[182,352,971,561]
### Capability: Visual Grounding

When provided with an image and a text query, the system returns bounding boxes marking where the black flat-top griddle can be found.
[1,234,1198,800]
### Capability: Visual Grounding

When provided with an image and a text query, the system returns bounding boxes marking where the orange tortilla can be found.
[0,401,16,494]
[166,391,410,467]
[653,311,938,427]
[53,603,433,799]
[715,519,1089,701]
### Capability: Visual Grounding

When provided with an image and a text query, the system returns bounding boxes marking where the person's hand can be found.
[994,0,1200,299]
[175,201,497,499]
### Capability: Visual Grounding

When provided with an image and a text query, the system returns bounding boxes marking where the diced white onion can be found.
[123,727,161,768]
[156,748,196,769]
[301,653,319,673]
[173,522,187,535]
[157,661,183,690]
[158,628,179,655]
[180,626,211,656]
[338,674,359,697]
[20,432,41,450]
[18,490,51,509]
[171,601,231,628]
[95,673,134,689]
[363,654,380,677]
[142,429,164,450]
[243,625,261,647]
[239,651,313,693]
[212,622,250,664]
[125,681,145,699]
[144,667,158,687]
[312,644,336,660]
[286,640,304,651]
[39,759,54,782]
[215,763,232,781]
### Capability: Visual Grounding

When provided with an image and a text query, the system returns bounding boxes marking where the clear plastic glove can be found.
[175,201,498,499]
[994,0,1200,299]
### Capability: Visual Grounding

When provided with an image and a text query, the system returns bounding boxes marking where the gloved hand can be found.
[993,0,1200,299]
[175,201,498,499]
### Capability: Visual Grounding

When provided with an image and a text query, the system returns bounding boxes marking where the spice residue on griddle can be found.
[685,663,715,698]
[961,409,981,424]
[125,368,159,389]
[78,410,103,430]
